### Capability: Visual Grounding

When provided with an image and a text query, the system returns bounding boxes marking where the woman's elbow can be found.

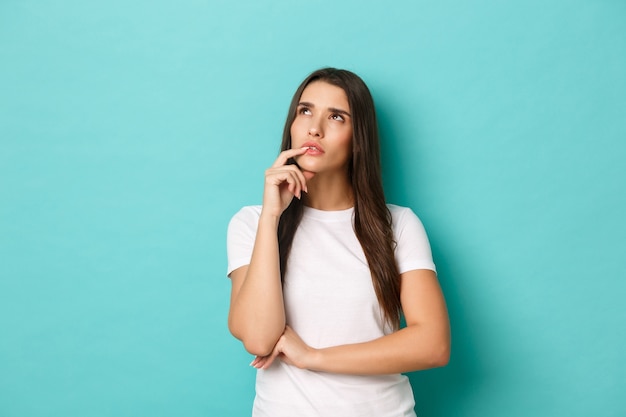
[429,341,451,368]
[432,346,450,368]
[228,320,278,357]
[242,338,276,357]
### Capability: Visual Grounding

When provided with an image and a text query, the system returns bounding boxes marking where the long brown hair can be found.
[278,68,402,330]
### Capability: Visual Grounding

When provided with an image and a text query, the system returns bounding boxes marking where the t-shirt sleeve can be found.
[391,206,437,274]
[226,206,261,277]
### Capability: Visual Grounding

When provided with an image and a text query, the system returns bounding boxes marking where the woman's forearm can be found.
[251,322,450,374]
[309,324,450,375]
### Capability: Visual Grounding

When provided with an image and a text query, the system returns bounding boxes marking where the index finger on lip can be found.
[272,147,309,167]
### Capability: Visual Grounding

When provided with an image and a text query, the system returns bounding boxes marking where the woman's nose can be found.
[308,119,323,137]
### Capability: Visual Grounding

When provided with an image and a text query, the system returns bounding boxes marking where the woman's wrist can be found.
[258,210,281,227]
[305,347,324,371]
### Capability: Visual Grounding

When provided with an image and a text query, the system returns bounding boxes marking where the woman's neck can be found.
[302,173,353,211]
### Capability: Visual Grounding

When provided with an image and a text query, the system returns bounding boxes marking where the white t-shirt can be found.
[227,204,436,417]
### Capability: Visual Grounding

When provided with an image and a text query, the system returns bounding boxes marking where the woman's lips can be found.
[302,142,324,155]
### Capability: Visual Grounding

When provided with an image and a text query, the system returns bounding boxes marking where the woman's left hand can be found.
[250,326,317,370]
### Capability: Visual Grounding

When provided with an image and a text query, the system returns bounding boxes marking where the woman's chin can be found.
[294,158,320,173]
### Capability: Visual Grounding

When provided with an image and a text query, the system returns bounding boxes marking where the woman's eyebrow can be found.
[298,102,351,117]
[329,107,351,117]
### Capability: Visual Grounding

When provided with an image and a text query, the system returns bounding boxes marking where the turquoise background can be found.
[1,0,624,416]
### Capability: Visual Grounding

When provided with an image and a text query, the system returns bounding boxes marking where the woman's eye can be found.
[331,114,345,122]
[298,107,311,115]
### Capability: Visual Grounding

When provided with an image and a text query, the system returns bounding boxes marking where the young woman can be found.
[226,68,450,417]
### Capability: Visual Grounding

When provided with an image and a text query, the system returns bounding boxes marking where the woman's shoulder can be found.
[228,205,262,227]
[233,205,262,217]
[386,203,417,218]
[386,203,427,228]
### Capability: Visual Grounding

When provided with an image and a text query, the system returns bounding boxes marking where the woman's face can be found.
[291,81,353,176]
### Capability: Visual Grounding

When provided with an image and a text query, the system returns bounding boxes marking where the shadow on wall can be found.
[377,101,484,415]
[407,246,479,416]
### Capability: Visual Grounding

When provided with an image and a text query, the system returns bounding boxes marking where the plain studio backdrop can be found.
[1,1,624,416]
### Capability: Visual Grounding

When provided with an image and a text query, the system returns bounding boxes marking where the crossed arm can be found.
[229,265,450,375]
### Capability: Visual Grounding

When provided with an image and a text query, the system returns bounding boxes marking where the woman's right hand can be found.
[262,147,313,218]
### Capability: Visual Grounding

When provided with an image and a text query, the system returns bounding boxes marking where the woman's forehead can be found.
[299,81,350,111]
